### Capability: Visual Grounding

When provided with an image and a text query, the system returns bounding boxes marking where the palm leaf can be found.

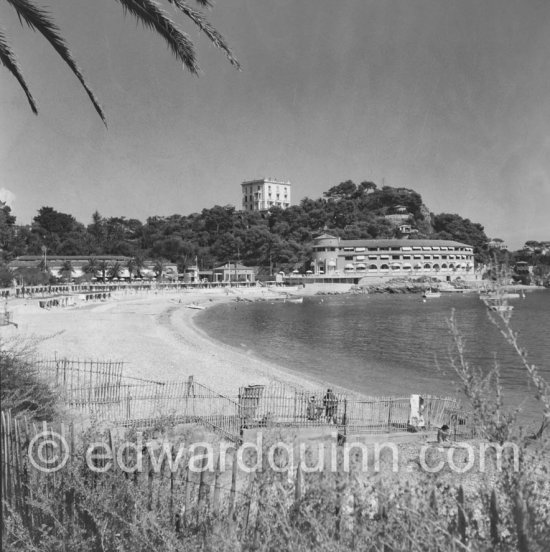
[166,0,240,69]
[0,28,37,113]
[4,0,106,125]
[114,0,199,74]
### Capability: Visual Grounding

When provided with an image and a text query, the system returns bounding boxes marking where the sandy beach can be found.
[2,287,324,396]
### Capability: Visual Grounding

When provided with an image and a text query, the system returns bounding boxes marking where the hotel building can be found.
[241,178,291,211]
[311,234,475,282]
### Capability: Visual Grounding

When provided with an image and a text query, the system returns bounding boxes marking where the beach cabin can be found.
[212,262,256,283]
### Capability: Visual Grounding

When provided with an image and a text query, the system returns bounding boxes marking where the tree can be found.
[133,255,146,279]
[108,261,123,280]
[323,180,357,201]
[0,201,16,256]
[83,257,98,277]
[359,181,377,194]
[59,259,73,281]
[97,259,109,282]
[126,258,136,281]
[1,0,240,123]
[33,207,76,237]
[153,259,166,280]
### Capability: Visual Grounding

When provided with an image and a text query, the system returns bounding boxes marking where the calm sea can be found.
[196,290,550,424]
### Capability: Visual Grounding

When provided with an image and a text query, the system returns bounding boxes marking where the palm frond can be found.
[114,0,199,74]
[0,27,37,113]
[166,0,240,69]
[194,0,212,8]
[4,0,106,125]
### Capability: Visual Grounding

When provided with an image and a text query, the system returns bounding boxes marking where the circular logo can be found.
[28,430,70,473]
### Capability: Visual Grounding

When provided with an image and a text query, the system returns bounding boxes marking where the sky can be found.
[1,0,549,249]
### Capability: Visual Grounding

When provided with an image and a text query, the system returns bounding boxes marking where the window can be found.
[402,255,411,260]
[344,256,353,261]
[392,255,400,260]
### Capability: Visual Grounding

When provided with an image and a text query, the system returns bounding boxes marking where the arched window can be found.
[380,264,389,271]
[424,263,431,270]
[368,264,377,270]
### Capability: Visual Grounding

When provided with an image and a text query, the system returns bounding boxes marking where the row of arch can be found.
[342,262,471,271]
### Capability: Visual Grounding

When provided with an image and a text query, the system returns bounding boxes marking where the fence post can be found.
[126,387,132,420]
[490,488,499,546]
[196,447,209,520]
[294,461,302,502]
[186,376,194,397]
[183,463,192,526]
[212,450,222,516]
[229,448,238,519]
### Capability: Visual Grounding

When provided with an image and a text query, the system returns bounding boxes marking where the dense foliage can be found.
[0,182,492,274]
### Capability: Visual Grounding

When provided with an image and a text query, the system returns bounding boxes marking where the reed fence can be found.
[1,412,510,549]
[0,412,252,543]
[35,357,125,401]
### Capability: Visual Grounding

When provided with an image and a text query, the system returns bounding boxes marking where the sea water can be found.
[196,290,550,425]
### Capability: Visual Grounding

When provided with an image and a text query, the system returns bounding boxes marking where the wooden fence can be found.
[237,382,464,435]
[35,357,125,401]
[0,412,250,542]
[33,358,467,441]
[1,412,517,549]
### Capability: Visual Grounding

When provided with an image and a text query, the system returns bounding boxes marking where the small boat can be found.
[423,289,441,298]
[480,291,520,300]
[285,297,304,304]
[487,304,514,312]
[187,303,206,310]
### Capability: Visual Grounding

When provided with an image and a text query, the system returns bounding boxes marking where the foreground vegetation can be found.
[1,296,549,551]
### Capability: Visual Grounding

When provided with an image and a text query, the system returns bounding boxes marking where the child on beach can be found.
[437,424,450,443]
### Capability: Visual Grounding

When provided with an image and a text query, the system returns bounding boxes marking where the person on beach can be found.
[307,396,318,421]
[437,424,450,443]
[323,388,338,424]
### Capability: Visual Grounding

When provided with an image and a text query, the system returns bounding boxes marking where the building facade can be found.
[241,178,291,211]
[9,256,178,281]
[311,235,475,281]
[213,262,256,283]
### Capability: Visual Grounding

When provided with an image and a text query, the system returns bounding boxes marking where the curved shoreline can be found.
[2,288,350,397]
